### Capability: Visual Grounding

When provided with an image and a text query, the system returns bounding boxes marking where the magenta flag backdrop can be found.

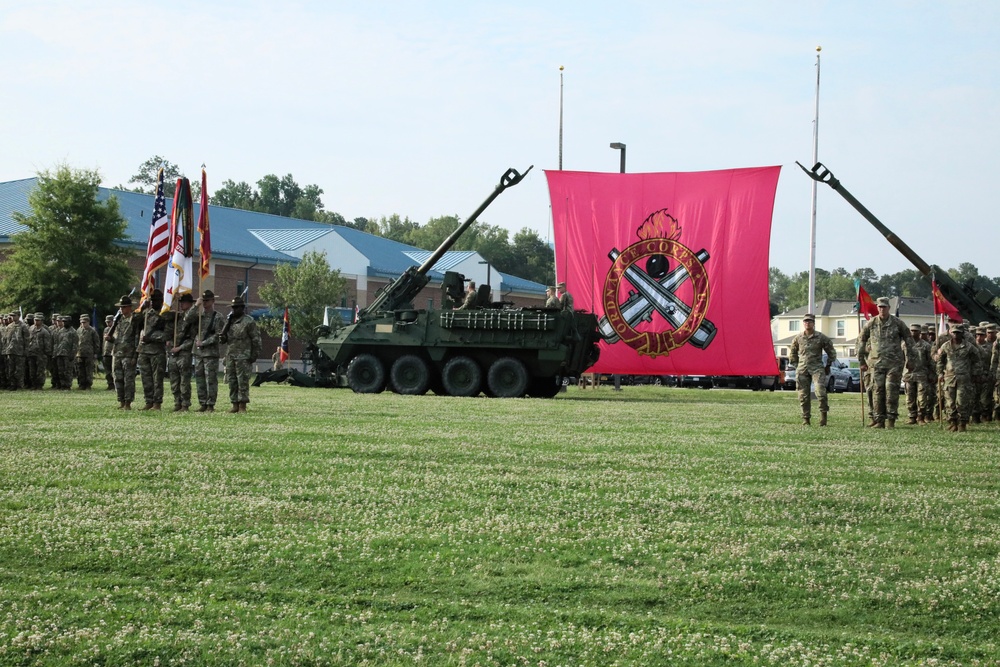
[546,167,781,376]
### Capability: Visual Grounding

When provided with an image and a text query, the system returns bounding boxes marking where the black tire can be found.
[441,356,481,397]
[487,357,529,398]
[827,375,836,392]
[527,376,561,398]
[346,353,386,393]
[390,355,430,395]
[846,378,854,392]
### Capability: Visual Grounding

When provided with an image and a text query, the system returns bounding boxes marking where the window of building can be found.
[836,320,845,337]
[789,320,800,332]
[780,347,788,356]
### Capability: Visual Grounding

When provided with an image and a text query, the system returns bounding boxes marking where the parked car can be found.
[783,365,797,390]
[827,358,853,392]
[676,375,713,389]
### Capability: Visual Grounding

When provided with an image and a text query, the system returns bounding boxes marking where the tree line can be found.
[122,157,555,286]
[769,264,1000,316]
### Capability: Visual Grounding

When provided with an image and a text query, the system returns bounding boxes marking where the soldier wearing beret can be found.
[186,289,225,412]
[937,323,984,432]
[76,314,101,390]
[220,296,261,413]
[789,313,836,426]
[858,296,915,429]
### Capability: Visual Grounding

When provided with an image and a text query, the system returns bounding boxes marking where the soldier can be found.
[187,290,224,412]
[137,289,168,410]
[858,296,915,429]
[106,295,143,410]
[457,282,477,310]
[557,281,574,311]
[903,323,933,424]
[165,293,197,412]
[220,296,261,413]
[990,324,1000,421]
[271,346,284,371]
[52,316,78,389]
[936,323,983,432]
[974,322,994,423]
[923,325,938,422]
[545,286,559,308]
[0,313,8,390]
[76,314,101,390]
[27,312,53,389]
[5,311,30,391]
[789,313,836,426]
[102,314,116,390]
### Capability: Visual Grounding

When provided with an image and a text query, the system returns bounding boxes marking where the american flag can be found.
[140,168,171,301]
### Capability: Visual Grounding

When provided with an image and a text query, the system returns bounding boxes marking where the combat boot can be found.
[819,413,827,426]
[908,417,918,425]
[802,416,811,426]
[206,405,214,412]
[983,414,993,423]
[178,405,189,412]
[139,403,154,411]
[198,404,209,412]
[123,401,132,411]
[972,414,981,424]
[152,403,161,411]
[886,419,895,429]
[173,403,183,412]
[925,413,935,423]
[867,419,880,428]
[874,420,886,429]
[117,401,125,410]
[228,403,240,414]
[958,422,967,432]
[239,402,248,413]
[947,420,957,432]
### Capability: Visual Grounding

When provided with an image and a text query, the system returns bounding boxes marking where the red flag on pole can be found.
[932,279,961,320]
[856,282,878,320]
[198,168,212,280]
[279,308,290,364]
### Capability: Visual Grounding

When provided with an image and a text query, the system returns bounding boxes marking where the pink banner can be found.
[546,167,781,376]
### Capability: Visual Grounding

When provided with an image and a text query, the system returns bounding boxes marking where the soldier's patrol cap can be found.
[953,323,968,335]
[115,295,133,307]
[987,323,999,333]
[557,281,567,288]
[923,324,935,334]
[34,312,44,319]
[976,326,987,335]
[876,297,890,307]
[179,293,194,304]
[80,314,90,321]
[201,290,215,300]
[105,314,114,321]
[802,313,815,322]
[909,323,922,332]
[231,296,246,308]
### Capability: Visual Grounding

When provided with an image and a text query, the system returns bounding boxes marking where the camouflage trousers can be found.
[138,352,166,405]
[942,373,974,424]
[194,356,220,407]
[53,356,73,389]
[103,354,114,389]
[975,377,995,419]
[6,355,25,390]
[796,366,828,419]
[26,354,48,389]
[168,353,193,408]
[904,374,932,419]
[113,355,137,403]
[78,355,96,389]
[225,358,253,404]
[871,365,904,422]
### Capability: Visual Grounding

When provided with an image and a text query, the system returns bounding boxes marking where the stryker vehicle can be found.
[310,166,601,398]
[798,161,1000,326]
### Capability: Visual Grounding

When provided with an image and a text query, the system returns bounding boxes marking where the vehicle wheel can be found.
[487,357,529,398]
[827,375,835,392]
[846,378,854,392]
[527,376,561,398]
[441,356,481,397]
[390,355,430,395]
[346,353,386,393]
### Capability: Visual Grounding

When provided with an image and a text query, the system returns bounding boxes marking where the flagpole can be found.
[807,46,821,315]
[857,311,866,427]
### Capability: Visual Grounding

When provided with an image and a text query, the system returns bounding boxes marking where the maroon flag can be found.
[279,308,290,364]
[546,166,781,375]
[932,279,961,320]
[856,282,878,320]
[198,168,211,280]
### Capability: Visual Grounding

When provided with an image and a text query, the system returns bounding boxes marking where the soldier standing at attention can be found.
[271,346,284,371]
[990,323,1000,422]
[5,311,30,391]
[165,293,197,412]
[789,313,836,426]
[187,290,224,412]
[27,312,53,389]
[76,314,101,390]
[974,323,994,423]
[858,296,915,429]
[557,281,574,311]
[52,315,78,389]
[545,287,559,308]
[106,295,143,410]
[937,323,983,432]
[0,313,8,389]
[923,325,938,422]
[220,296,261,413]
[903,323,933,424]
[137,289,168,410]
[102,314,115,390]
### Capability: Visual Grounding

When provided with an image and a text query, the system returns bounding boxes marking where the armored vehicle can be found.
[797,161,1000,326]
[311,166,601,397]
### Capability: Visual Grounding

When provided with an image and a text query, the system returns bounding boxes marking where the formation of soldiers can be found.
[1,311,103,391]
[792,295,1000,432]
[3,289,262,415]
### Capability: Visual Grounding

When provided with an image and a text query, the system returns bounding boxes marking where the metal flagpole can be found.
[807,46,822,315]
[857,312,867,427]
[552,65,565,288]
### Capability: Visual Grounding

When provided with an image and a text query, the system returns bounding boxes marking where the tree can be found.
[210,173,326,221]
[117,155,201,199]
[0,165,134,318]
[257,251,348,344]
[503,228,555,286]
[212,179,256,210]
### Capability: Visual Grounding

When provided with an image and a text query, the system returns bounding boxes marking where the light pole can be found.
[478,260,492,300]
[610,142,626,173]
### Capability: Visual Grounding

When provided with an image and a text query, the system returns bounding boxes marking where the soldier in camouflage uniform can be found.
[187,290,224,412]
[220,296,262,413]
[27,312,53,389]
[106,295,143,409]
[973,322,995,423]
[0,313,8,389]
[137,290,168,410]
[990,324,1000,421]
[923,324,938,422]
[76,314,101,390]
[53,315,79,389]
[858,296,915,429]
[165,293,197,412]
[789,313,837,426]
[936,323,983,432]
[557,281,574,312]
[545,287,559,308]
[903,323,933,424]
[5,311,30,391]
[102,314,115,390]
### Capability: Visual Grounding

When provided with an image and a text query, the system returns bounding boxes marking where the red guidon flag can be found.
[198,168,212,280]
[857,282,878,320]
[546,166,781,375]
[932,279,961,320]
[279,307,290,364]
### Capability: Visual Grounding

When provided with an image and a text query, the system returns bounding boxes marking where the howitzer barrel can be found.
[796,161,932,277]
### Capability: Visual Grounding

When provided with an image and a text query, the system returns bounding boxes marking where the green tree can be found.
[503,228,555,286]
[117,155,199,199]
[372,214,420,244]
[212,179,256,210]
[0,165,133,318]
[258,251,348,344]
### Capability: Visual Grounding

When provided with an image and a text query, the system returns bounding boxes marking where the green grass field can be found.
[1,384,998,666]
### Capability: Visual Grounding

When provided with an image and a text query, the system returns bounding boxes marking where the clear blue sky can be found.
[2,1,998,277]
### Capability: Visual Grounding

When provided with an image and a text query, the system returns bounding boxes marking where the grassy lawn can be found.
[1,384,998,665]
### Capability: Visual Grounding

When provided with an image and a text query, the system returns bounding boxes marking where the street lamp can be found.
[609,142,626,173]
